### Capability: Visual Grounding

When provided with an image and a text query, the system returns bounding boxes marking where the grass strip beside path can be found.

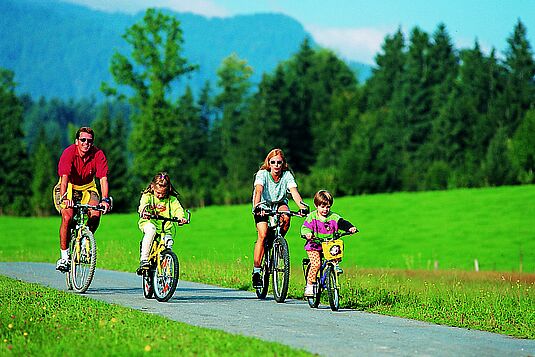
[0,276,311,356]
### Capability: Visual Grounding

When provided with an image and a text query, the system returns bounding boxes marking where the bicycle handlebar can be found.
[72,202,107,212]
[253,200,309,217]
[148,209,191,225]
[301,231,356,241]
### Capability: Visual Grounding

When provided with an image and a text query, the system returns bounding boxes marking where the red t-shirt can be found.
[58,144,108,185]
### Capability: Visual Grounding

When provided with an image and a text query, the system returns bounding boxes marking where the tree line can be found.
[1,9,534,216]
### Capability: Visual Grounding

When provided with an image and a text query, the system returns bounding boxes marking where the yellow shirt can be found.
[138,193,184,234]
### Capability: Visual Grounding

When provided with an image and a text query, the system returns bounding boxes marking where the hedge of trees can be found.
[1,9,533,216]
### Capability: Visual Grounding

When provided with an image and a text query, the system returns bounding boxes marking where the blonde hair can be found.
[142,171,179,198]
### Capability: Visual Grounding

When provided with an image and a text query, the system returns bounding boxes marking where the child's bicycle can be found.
[254,201,308,303]
[65,200,112,293]
[302,231,354,311]
[138,210,191,302]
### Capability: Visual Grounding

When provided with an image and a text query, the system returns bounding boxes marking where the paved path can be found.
[1,262,533,356]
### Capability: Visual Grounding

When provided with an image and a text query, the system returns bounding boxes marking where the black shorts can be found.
[254,213,269,224]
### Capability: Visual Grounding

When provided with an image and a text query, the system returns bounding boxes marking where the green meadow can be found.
[1,185,534,341]
[3,184,533,271]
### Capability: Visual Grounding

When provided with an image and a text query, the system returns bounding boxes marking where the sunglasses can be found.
[79,137,93,144]
[270,160,283,165]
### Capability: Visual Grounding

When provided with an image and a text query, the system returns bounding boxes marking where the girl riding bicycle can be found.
[301,190,358,297]
[138,172,187,271]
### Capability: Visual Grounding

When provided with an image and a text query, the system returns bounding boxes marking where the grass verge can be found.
[0,275,311,356]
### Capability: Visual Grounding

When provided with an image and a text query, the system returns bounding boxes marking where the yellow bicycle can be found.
[139,210,191,302]
[65,201,111,293]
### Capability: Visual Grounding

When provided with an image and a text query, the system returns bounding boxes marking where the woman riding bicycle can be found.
[138,172,187,272]
[251,148,308,288]
[301,190,357,297]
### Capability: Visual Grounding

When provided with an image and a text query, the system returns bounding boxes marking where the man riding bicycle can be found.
[53,127,111,272]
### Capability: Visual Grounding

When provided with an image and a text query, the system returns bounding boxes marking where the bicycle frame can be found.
[303,231,352,310]
[254,200,308,302]
[71,205,94,262]
[66,202,106,293]
[148,238,167,276]
[140,210,191,302]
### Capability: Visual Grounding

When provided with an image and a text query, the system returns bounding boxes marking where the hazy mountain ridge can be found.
[0,0,371,100]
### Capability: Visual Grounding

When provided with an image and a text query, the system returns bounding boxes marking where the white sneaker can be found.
[304,284,314,297]
[56,258,70,272]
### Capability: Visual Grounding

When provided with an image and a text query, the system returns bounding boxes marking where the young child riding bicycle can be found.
[301,190,358,297]
[137,172,187,272]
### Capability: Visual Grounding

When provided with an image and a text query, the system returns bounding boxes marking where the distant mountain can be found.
[0,0,371,100]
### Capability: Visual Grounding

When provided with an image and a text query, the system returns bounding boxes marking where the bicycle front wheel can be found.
[65,268,72,290]
[325,265,340,311]
[272,236,290,303]
[70,228,97,293]
[153,249,179,302]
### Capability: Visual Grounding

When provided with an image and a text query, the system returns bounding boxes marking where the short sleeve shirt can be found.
[253,169,297,205]
[138,193,185,233]
[58,144,108,185]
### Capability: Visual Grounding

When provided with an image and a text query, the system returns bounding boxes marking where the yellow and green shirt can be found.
[138,193,184,234]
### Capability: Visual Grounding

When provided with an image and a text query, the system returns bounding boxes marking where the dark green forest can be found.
[1,9,534,216]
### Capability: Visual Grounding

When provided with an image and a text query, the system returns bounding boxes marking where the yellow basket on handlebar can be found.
[322,239,344,260]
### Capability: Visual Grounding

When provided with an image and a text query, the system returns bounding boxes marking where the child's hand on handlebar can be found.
[177,217,189,225]
[140,210,151,219]
[349,227,357,234]
[304,232,313,240]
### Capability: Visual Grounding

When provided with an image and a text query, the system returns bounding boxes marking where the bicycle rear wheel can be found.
[153,249,179,302]
[255,251,270,299]
[325,265,340,311]
[272,236,290,303]
[304,263,321,308]
[70,228,97,293]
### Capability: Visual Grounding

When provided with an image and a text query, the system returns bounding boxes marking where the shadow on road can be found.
[88,287,141,295]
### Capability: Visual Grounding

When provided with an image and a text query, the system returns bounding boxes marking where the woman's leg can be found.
[253,222,268,268]
[278,204,291,236]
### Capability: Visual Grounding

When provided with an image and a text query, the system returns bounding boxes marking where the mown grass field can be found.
[1,184,534,344]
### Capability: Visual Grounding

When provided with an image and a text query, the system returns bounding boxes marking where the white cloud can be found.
[305,25,392,65]
[62,0,230,17]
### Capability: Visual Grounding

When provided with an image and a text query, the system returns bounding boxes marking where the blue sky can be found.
[63,0,535,65]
